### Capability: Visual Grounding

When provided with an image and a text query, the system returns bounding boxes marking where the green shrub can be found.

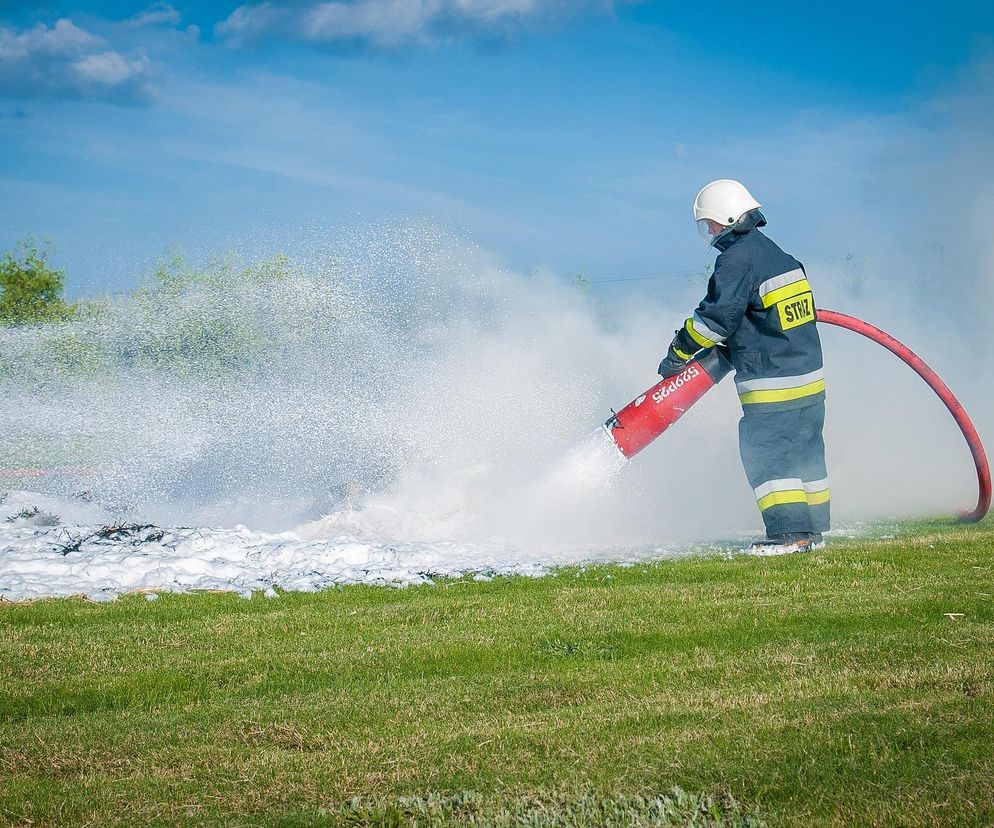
[0,238,75,325]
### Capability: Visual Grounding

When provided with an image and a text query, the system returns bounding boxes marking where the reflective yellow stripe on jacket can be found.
[736,369,825,406]
[684,312,724,349]
[758,268,810,308]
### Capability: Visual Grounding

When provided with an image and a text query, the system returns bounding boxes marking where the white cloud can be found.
[305,0,441,45]
[72,51,151,86]
[127,3,183,28]
[450,0,541,22]
[216,0,617,47]
[215,3,290,44]
[0,18,156,104]
[0,18,100,60]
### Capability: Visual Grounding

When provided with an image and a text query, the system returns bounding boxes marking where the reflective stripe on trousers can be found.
[752,477,831,511]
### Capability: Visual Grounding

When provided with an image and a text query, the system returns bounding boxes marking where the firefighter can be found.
[658,180,829,552]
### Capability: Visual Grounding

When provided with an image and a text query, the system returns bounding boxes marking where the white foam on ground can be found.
[0,483,842,603]
[0,429,653,602]
[0,425,834,602]
[0,483,695,603]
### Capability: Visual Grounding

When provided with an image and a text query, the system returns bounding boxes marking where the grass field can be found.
[1,519,992,826]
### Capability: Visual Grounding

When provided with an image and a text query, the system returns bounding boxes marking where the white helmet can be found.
[693,179,761,244]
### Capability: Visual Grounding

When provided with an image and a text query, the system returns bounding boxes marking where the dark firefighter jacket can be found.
[669,214,825,412]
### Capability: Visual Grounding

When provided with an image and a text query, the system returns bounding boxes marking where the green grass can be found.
[1,519,993,826]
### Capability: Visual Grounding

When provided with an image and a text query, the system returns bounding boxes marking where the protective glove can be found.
[658,347,689,379]
[658,327,698,378]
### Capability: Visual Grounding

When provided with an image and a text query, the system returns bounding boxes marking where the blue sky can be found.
[2,1,994,297]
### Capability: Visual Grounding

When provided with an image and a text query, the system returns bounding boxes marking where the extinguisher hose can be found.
[816,308,991,523]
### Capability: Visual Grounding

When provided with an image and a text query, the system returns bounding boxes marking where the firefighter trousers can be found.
[738,401,830,537]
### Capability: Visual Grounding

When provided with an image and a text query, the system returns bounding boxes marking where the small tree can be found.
[0,238,75,325]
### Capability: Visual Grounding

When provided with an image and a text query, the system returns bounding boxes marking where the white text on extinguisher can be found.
[653,365,701,404]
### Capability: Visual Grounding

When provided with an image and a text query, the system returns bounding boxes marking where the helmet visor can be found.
[697,218,726,245]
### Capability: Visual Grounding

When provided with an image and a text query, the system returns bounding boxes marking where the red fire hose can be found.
[816,309,991,523]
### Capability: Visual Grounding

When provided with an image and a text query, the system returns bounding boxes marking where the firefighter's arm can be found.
[659,253,750,378]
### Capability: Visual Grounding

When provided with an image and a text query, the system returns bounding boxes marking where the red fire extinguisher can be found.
[605,347,732,458]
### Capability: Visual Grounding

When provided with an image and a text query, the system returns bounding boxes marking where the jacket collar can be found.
[713,229,746,252]
[713,209,766,252]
